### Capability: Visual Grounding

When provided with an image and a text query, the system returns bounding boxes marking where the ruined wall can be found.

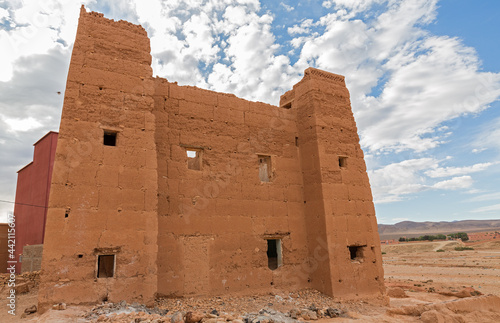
[38,6,158,311]
[153,80,310,297]
[38,6,384,310]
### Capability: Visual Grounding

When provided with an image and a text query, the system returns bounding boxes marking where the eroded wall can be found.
[153,80,310,297]
[38,7,158,311]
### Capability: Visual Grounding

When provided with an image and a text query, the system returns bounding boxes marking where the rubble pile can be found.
[83,290,348,323]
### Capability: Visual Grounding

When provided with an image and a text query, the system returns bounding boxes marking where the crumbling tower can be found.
[38,6,158,309]
[38,6,384,311]
[281,69,384,297]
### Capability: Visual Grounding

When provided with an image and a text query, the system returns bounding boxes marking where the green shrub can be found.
[381,251,386,255]
[436,249,445,252]
[454,246,474,251]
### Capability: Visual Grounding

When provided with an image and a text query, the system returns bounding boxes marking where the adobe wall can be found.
[38,6,158,311]
[38,6,384,310]
[153,80,310,296]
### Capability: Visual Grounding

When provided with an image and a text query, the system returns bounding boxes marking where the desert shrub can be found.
[454,246,474,251]
[436,249,445,252]
[448,232,469,241]
[381,251,386,255]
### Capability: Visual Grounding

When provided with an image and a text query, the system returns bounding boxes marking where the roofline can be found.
[17,161,33,173]
[33,131,58,146]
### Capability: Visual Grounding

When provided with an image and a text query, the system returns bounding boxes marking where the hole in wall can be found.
[281,102,292,109]
[64,209,70,218]
[258,155,271,182]
[186,149,202,170]
[97,255,115,278]
[103,131,117,146]
[266,239,282,270]
[339,156,348,168]
[78,254,83,258]
[348,245,366,261]
[295,137,299,147]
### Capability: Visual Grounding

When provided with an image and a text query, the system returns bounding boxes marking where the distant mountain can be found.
[378,219,500,240]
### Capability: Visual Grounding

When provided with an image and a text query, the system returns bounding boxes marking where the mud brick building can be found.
[38,6,385,310]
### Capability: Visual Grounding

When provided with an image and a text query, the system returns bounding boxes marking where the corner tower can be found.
[38,6,158,310]
[281,68,385,298]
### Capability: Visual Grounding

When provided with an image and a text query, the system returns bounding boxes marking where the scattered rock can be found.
[325,307,342,318]
[387,287,408,298]
[52,303,67,310]
[24,305,37,314]
[15,282,30,294]
[171,311,185,323]
[289,308,299,319]
[300,309,317,320]
[186,311,204,323]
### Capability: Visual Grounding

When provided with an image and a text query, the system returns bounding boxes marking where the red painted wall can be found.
[13,131,58,273]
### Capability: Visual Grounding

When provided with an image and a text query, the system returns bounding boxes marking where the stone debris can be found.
[83,291,347,323]
[53,302,67,310]
[24,305,37,314]
[0,270,40,294]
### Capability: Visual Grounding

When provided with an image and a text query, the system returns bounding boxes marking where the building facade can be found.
[38,6,385,310]
[14,131,58,273]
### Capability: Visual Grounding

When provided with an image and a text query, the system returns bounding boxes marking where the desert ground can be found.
[2,239,500,322]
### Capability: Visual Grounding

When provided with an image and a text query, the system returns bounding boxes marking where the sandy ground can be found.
[1,240,499,322]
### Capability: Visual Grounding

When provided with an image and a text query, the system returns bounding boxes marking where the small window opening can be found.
[97,255,115,278]
[266,239,282,270]
[348,245,365,261]
[64,209,70,218]
[78,254,83,258]
[103,131,117,146]
[295,137,299,147]
[339,156,348,168]
[258,155,271,182]
[186,149,201,170]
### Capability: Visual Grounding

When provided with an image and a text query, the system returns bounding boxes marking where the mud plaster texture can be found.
[37,6,385,312]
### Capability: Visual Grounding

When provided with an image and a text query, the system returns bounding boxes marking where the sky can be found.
[0,0,499,224]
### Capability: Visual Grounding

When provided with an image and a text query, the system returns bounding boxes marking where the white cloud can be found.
[280,2,294,12]
[472,203,500,214]
[466,192,500,203]
[368,158,434,203]
[432,176,473,190]
[368,158,488,203]
[3,116,43,133]
[473,117,500,153]
[425,162,495,178]
[288,19,314,36]
[472,148,487,154]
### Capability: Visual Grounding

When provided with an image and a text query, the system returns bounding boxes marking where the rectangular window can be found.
[348,245,365,261]
[266,239,282,270]
[97,254,115,278]
[339,156,348,168]
[186,149,202,170]
[258,155,271,182]
[103,131,117,146]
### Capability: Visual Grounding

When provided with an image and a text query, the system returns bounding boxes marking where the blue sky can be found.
[0,0,499,224]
